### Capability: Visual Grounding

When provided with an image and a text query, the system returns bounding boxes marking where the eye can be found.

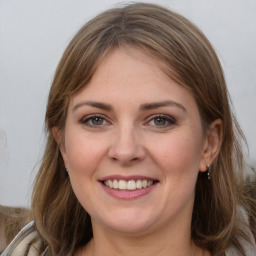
[147,114,176,127]
[81,114,109,127]
[152,117,167,126]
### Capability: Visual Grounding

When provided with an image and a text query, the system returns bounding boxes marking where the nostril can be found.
[110,156,143,166]
[109,150,146,164]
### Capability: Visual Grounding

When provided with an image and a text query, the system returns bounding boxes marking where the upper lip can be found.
[99,175,158,182]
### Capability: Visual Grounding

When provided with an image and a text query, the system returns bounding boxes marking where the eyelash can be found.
[146,114,176,128]
[80,114,110,127]
[80,114,176,128]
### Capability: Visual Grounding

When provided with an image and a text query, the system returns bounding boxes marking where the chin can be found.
[94,210,158,235]
[107,221,153,234]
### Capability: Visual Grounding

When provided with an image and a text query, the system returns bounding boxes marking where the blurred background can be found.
[0,0,255,207]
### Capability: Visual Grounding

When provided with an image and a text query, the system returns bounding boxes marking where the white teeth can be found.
[108,180,113,188]
[147,180,153,186]
[119,180,126,190]
[136,180,142,189]
[113,179,118,189]
[127,180,136,190]
[104,179,154,190]
[142,180,147,188]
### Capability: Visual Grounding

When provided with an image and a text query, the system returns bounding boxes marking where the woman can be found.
[2,3,256,256]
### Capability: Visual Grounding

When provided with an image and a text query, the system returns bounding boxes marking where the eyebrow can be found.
[72,100,186,112]
[140,100,187,112]
[72,101,113,112]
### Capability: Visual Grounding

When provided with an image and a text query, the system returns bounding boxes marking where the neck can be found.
[90,236,196,256]
[77,221,208,256]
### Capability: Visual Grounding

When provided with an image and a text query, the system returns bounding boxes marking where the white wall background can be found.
[0,0,255,208]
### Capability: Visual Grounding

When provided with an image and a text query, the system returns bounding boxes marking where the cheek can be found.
[64,132,106,175]
[150,131,204,176]
[64,134,106,211]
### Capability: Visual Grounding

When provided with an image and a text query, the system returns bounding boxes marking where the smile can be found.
[104,179,154,190]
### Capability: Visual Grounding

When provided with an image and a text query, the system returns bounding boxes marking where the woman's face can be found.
[58,47,212,235]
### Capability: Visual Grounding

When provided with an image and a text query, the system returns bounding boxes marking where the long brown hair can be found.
[31,3,256,255]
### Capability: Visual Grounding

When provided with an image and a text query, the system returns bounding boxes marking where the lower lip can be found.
[101,182,157,200]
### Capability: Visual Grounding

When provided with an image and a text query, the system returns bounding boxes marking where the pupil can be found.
[92,117,103,125]
[155,118,165,125]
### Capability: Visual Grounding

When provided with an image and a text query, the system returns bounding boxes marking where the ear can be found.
[52,127,68,169]
[199,119,223,172]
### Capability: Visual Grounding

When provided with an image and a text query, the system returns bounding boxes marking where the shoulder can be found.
[225,238,256,256]
[225,207,256,256]
[1,221,50,256]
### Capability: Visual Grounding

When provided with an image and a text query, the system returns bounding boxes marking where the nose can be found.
[108,125,146,165]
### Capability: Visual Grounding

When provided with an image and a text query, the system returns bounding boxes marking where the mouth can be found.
[102,179,158,191]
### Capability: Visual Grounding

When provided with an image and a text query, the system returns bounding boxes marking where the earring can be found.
[206,164,211,180]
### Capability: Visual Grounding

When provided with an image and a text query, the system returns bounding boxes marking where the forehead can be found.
[74,48,162,94]
[93,46,167,79]
[69,47,199,115]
